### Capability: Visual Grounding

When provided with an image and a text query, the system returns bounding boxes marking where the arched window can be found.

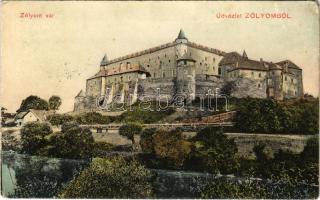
[258,83,261,88]
[259,73,261,78]
[162,72,165,78]
[218,67,222,75]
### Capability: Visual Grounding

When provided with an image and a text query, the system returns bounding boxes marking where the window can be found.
[213,66,215,71]
[272,71,274,75]
[165,54,167,58]
[258,83,261,88]
[251,72,254,77]
[154,72,156,78]
[190,52,192,56]
[200,62,202,66]
[213,57,216,62]
[258,73,261,78]
[128,76,131,81]
[120,63,123,68]
[168,60,171,63]
[291,78,293,83]
[285,76,287,81]
[162,72,165,78]
[126,62,131,69]
[218,67,222,75]
[172,70,175,76]
[205,57,207,61]
[147,65,150,68]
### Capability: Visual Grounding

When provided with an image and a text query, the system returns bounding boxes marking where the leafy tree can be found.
[59,157,153,198]
[47,121,94,159]
[119,122,142,150]
[185,127,238,174]
[20,122,53,154]
[140,128,157,153]
[48,95,62,111]
[17,95,49,112]
[152,129,192,168]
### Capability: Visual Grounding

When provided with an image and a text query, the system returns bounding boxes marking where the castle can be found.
[74,29,303,111]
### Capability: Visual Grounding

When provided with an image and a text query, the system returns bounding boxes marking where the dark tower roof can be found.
[242,50,248,59]
[100,54,108,66]
[176,29,188,40]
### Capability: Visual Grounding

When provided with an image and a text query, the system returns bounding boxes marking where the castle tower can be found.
[176,53,196,103]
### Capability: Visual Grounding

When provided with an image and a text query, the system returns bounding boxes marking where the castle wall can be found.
[86,77,102,97]
[104,46,177,79]
[187,46,224,76]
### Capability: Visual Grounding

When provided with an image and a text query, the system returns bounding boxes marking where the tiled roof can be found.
[88,64,149,80]
[219,52,242,66]
[276,60,301,70]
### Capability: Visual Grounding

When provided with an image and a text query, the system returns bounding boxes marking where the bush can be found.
[116,107,175,124]
[152,129,192,168]
[47,122,95,159]
[140,128,157,153]
[20,122,53,154]
[234,98,319,134]
[48,114,73,126]
[59,157,153,198]
[75,112,111,124]
[92,141,114,157]
[201,177,267,199]
[185,127,238,174]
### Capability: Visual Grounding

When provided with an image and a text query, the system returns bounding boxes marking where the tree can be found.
[17,95,49,112]
[48,121,95,159]
[59,157,153,198]
[119,122,142,150]
[152,129,192,168]
[140,128,157,153]
[48,96,62,111]
[75,112,110,124]
[185,127,238,174]
[20,122,53,154]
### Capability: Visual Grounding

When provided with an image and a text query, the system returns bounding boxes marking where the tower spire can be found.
[242,50,248,59]
[175,29,188,43]
[100,54,108,66]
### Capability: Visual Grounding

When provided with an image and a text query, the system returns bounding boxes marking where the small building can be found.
[14,109,54,126]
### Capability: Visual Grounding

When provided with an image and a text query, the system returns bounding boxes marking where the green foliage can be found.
[75,112,110,124]
[48,95,62,110]
[116,107,175,123]
[234,97,319,134]
[47,122,94,159]
[201,176,267,199]
[20,122,53,154]
[17,95,49,112]
[92,141,115,157]
[48,114,73,126]
[185,127,238,174]
[119,122,142,144]
[1,130,21,151]
[140,128,157,153]
[152,129,192,168]
[59,157,153,198]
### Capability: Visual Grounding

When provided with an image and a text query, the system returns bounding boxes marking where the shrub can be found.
[185,127,238,174]
[140,128,157,153]
[48,122,95,159]
[20,122,53,154]
[48,114,73,126]
[201,177,267,199]
[75,112,110,124]
[152,129,192,168]
[59,157,153,198]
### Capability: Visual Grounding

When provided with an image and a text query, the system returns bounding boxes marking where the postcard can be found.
[1,1,319,199]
